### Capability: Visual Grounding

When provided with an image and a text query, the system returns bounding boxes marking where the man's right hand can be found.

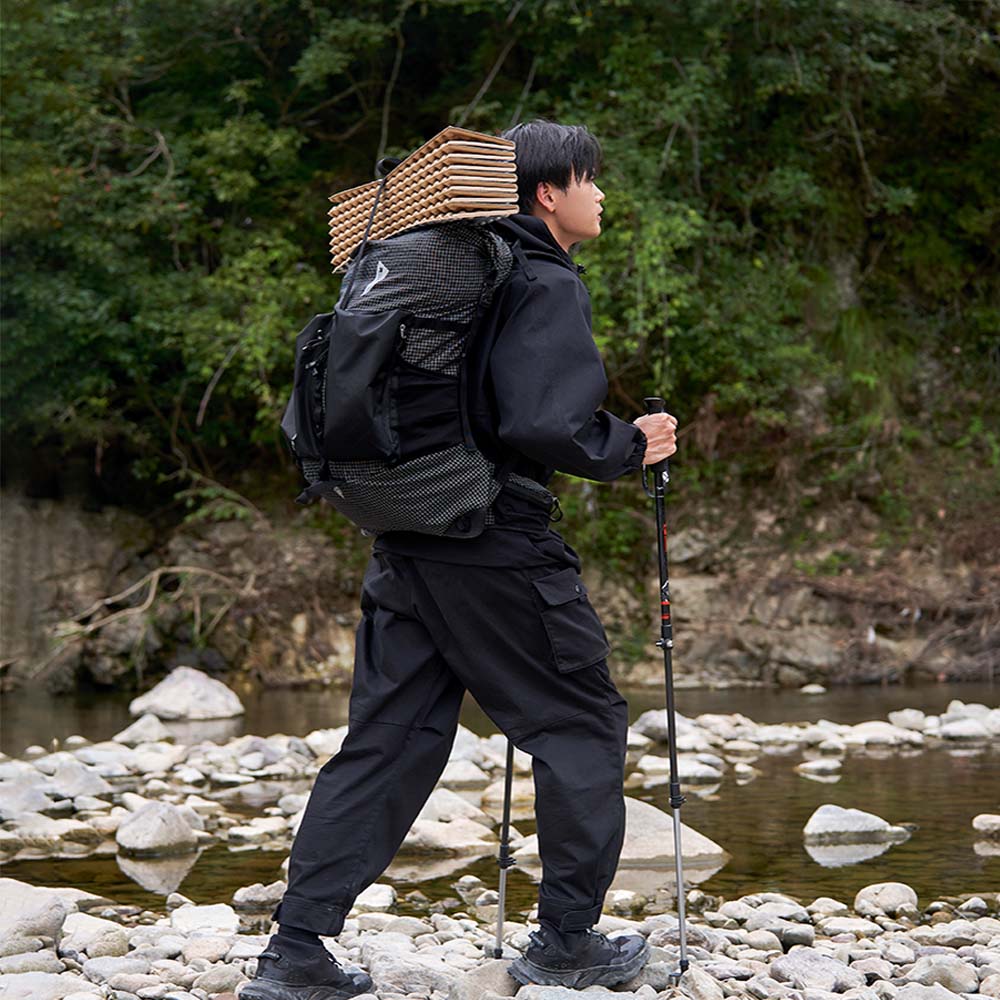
[633,412,678,465]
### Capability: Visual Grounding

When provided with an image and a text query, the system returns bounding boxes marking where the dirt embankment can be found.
[2,493,996,695]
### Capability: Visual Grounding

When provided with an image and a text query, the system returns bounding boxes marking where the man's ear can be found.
[534,180,558,214]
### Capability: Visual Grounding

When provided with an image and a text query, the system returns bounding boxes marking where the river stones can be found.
[854,881,918,917]
[112,713,174,746]
[115,801,198,856]
[419,788,493,828]
[803,804,910,844]
[0,971,101,999]
[771,946,867,991]
[449,958,517,1000]
[169,903,239,935]
[0,879,70,947]
[403,818,497,857]
[974,814,1000,838]
[905,954,978,994]
[128,665,244,720]
[354,884,396,913]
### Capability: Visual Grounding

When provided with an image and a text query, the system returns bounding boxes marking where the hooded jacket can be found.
[375,214,647,565]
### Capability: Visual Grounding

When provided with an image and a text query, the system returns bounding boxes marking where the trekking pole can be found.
[642,396,689,981]
[492,740,516,959]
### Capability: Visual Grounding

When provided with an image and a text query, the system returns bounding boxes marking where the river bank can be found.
[2,493,997,697]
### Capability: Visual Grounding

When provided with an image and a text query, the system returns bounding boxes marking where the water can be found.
[2,682,997,913]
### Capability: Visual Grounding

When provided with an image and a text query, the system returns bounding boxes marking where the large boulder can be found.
[128,666,244,720]
[115,802,198,857]
[0,880,70,947]
[803,804,910,844]
[513,797,727,868]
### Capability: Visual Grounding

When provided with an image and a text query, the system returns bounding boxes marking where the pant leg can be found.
[402,548,629,932]
[275,553,465,936]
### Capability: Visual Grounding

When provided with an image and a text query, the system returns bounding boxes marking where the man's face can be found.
[535,171,605,250]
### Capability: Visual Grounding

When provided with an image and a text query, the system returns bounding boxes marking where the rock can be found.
[939,716,990,739]
[480,779,536,817]
[4,814,102,851]
[116,802,199,857]
[192,962,248,994]
[851,957,894,983]
[800,684,827,695]
[637,755,722,783]
[303,726,349,761]
[0,950,63,974]
[112,714,174,746]
[771,947,866,992]
[182,935,234,963]
[973,814,1000,839]
[0,972,100,999]
[439,760,490,788]
[354,884,396,913]
[807,897,849,917]
[796,758,842,776]
[49,759,112,799]
[232,881,286,911]
[904,955,978,994]
[803,804,910,844]
[227,816,287,844]
[448,959,518,1000]
[419,789,493,827]
[128,666,244,720]
[631,709,697,744]
[81,955,151,982]
[368,951,461,994]
[169,904,239,935]
[679,965,724,999]
[60,912,128,955]
[818,916,884,938]
[0,879,70,944]
[403,818,498,857]
[981,974,1000,998]
[888,709,926,731]
[515,988,630,1000]
[894,985,964,1000]
[854,882,918,918]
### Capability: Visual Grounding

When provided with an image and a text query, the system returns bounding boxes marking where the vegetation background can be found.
[3,0,998,578]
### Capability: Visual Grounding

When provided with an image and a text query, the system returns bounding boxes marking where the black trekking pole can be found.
[642,396,689,981]
[492,740,516,959]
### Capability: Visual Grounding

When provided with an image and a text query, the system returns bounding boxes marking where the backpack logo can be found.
[361,260,390,296]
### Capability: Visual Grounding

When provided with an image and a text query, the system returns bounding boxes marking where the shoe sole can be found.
[509,939,650,989]
[240,980,370,1000]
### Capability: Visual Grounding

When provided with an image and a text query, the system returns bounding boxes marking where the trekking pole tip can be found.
[643,396,666,414]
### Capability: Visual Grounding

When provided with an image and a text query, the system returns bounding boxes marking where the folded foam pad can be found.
[328,126,519,270]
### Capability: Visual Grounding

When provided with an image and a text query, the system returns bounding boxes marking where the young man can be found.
[246,121,679,1000]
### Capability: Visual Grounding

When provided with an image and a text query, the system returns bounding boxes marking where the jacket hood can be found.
[493,214,578,272]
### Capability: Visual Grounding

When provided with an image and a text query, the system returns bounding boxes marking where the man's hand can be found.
[633,412,678,465]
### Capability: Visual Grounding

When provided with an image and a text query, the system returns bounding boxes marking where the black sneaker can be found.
[509,925,650,988]
[241,936,373,1000]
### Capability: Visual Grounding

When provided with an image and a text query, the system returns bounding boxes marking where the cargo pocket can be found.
[532,567,610,673]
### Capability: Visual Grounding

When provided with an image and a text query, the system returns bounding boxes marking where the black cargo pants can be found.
[275,541,629,936]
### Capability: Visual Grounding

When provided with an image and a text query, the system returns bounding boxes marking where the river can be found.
[2,681,997,913]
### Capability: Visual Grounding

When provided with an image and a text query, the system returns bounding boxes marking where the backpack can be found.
[280,220,516,537]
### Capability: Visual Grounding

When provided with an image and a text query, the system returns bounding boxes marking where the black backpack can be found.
[281,218,516,537]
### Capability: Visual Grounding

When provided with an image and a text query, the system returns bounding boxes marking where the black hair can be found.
[500,120,602,214]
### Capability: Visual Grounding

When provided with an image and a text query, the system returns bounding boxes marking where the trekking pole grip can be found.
[643,396,670,483]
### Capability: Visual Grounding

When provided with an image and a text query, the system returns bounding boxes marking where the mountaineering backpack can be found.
[280,218,515,537]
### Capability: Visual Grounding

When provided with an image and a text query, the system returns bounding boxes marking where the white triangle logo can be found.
[362,260,390,296]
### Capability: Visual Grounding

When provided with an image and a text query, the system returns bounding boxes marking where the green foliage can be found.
[2,0,997,539]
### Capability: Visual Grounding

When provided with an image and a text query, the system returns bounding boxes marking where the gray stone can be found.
[117,852,200,895]
[894,985,963,1000]
[771,947,866,992]
[403,818,497,857]
[419,789,493,828]
[232,881,286,911]
[855,882,918,918]
[181,936,233,963]
[0,972,101,999]
[191,963,248,994]
[128,666,244,720]
[850,957,894,982]
[448,959,517,1000]
[0,879,71,943]
[116,802,198,857]
[112,714,174,746]
[679,965,724,999]
[61,913,126,954]
[0,936,44,958]
[169,904,239,935]
[973,814,1000,839]
[49,759,112,799]
[368,951,462,994]
[938,717,989,740]
[82,955,151,982]
[516,989,631,1000]
[803,804,910,844]
[904,955,978,994]
[819,917,884,938]
[0,950,63,974]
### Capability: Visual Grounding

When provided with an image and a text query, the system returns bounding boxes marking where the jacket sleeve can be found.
[489,270,647,482]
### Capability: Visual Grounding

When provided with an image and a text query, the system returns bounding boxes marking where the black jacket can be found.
[376,215,646,564]
[468,215,646,485]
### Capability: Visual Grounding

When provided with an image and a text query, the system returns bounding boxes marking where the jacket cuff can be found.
[624,428,647,472]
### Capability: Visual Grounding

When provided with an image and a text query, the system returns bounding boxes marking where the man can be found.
[246,121,679,1000]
